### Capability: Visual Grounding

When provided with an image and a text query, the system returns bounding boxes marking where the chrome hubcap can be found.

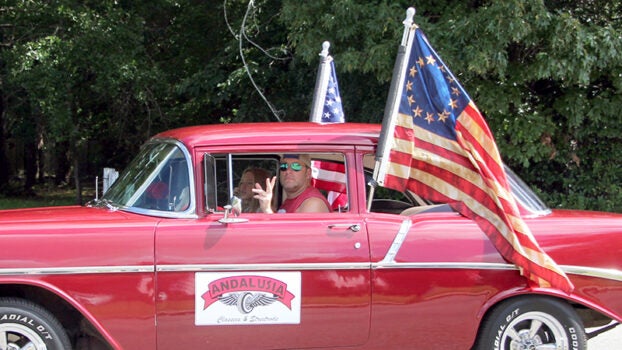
[0,324,47,350]
[502,311,567,350]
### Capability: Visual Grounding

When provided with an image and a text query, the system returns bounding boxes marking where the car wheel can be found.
[474,296,586,350]
[0,297,72,350]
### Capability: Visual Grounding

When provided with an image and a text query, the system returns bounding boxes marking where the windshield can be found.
[504,165,550,216]
[102,141,193,216]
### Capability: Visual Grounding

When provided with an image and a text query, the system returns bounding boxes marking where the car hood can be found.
[0,205,160,270]
[0,205,157,226]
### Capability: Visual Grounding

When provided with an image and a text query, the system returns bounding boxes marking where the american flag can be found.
[321,60,345,123]
[377,24,573,293]
[311,160,348,210]
[309,44,348,210]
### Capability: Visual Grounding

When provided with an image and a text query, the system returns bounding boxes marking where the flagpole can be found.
[309,41,332,122]
[368,7,415,210]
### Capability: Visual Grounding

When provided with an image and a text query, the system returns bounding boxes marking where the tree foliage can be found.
[1,0,621,211]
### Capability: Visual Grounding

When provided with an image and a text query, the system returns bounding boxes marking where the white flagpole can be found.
[368,7,415,210]
[309,41,333,122]
[373,7,416,185]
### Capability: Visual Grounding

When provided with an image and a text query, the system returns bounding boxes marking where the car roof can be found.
[153,122,381,148]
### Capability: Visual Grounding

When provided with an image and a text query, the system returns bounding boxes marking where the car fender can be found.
[477,283,622,326]
[0,277,123,350]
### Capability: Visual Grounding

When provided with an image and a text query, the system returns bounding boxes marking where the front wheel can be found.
[474,296,586,350]
[0,297,72,350]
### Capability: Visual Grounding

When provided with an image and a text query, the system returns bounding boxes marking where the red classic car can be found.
[0,122,620,350]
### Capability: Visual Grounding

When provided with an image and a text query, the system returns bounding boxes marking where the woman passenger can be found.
[237,167,272,213]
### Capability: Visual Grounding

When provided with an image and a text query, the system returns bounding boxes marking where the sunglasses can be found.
[279,162,306,172]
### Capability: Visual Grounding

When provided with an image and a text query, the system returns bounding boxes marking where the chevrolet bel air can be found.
[0,122,620,349]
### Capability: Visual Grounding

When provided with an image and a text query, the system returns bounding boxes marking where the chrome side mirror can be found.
[218,196,248,224]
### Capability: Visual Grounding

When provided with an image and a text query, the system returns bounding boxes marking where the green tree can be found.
[279,0,622,212]
[2,0,163,200]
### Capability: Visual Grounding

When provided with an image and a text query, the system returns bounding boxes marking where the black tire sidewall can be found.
[475,296,586,350]
[0,297,72,350]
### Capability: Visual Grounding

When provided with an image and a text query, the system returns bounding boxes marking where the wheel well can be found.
[0,284,113,349]
[477,295,613,339]
[571,302,613,328]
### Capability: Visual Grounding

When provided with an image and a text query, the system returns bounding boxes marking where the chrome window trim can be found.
[119,206,199,219]
[111,139,197,219]
[504,165,551,217]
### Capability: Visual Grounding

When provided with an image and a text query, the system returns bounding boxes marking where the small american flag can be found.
[311,160,348,210]
[321,60,345,123]
[309,43,348,210]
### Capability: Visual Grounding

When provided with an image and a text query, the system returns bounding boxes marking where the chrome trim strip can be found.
[0,263,620,282]
[563,265,622,282]
[372,262,519,271]
[380,219,412,264]
[156,263,371,272]
[371,262,622,282]
[0,266,154,276]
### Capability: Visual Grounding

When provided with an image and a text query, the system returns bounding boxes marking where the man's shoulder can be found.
[302,186,328,202]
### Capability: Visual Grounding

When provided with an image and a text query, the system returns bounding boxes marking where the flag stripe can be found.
[456,105,509,188]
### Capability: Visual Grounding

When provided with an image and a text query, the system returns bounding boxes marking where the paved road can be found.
[587,323,621,349]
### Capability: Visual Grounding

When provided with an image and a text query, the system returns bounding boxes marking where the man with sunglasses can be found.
[253,154,331,213]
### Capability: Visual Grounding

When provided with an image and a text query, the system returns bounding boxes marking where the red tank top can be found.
[279,186,330,213]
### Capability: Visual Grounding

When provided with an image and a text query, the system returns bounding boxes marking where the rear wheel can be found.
[474,296,586,350]
[0,297,72,350]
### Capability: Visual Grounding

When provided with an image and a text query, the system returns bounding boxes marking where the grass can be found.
[0,182,92,210]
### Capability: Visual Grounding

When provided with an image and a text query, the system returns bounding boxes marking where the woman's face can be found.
[238,171,255,200]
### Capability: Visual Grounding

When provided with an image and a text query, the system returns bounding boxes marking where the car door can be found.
[154,150,371,349]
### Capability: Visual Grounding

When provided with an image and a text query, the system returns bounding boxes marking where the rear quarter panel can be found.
[364,209,622,348]
[524,210,622,322]
[364,212,527,349]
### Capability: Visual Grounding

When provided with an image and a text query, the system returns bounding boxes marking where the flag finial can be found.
[320,41,331,58]
[400,8,416,45]
[404,7,415,26]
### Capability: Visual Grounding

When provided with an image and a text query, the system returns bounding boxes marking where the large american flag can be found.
[377,25,573,293]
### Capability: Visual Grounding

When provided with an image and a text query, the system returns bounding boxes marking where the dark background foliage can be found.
[1,0,620,211]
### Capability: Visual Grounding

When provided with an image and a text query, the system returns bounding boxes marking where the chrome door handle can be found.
[328,224,361,232]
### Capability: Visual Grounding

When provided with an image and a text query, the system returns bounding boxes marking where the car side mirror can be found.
[218,197,248,224]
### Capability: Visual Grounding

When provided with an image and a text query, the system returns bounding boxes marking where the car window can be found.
[310,156,349,212]
[362,153,547,217]
[103,142,192,214]
[363,153,420,214]
[203,152,349,213]
[203,154,280,213]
